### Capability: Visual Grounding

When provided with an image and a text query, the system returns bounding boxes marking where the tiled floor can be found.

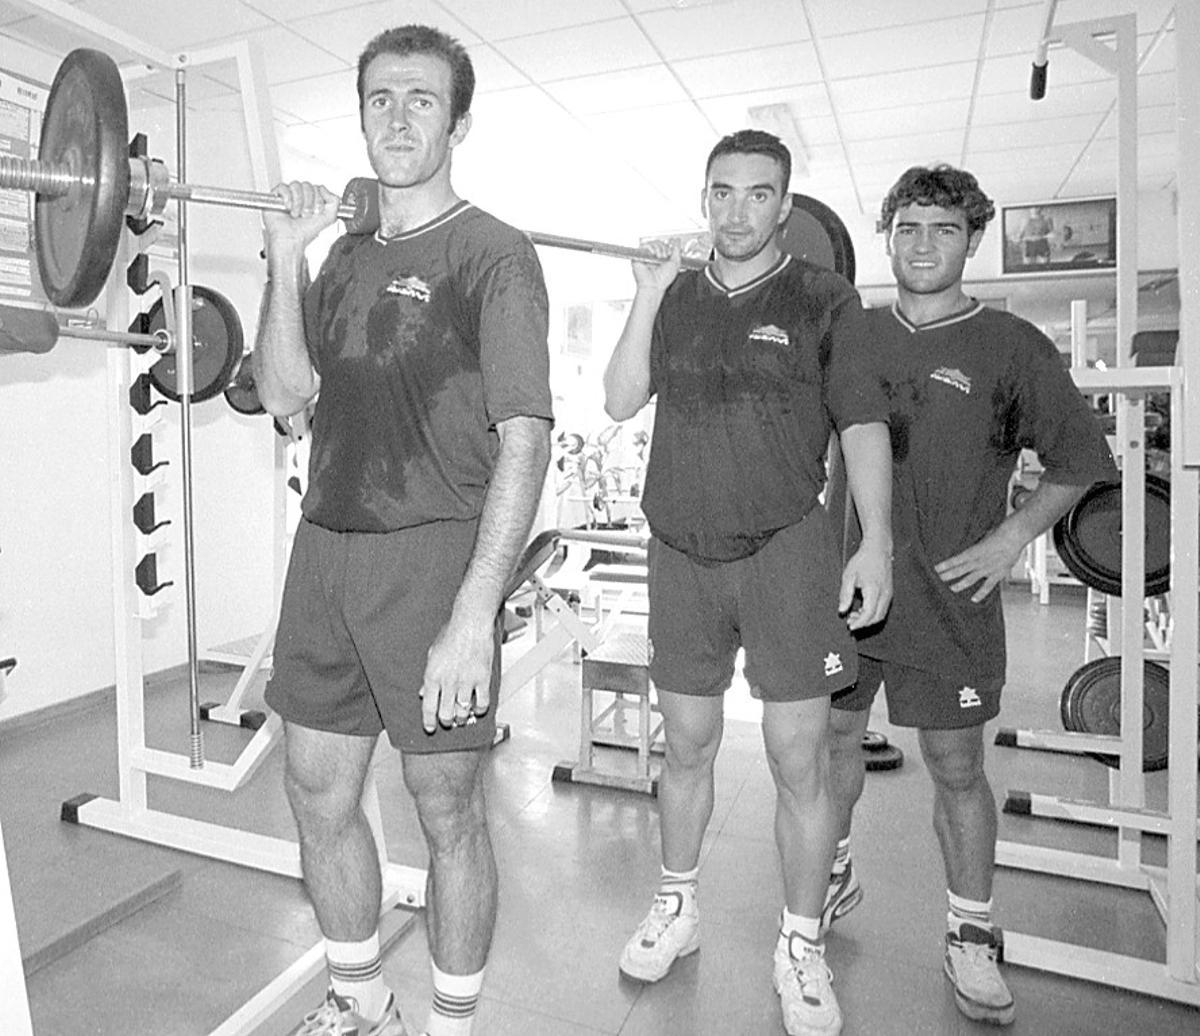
[2,582,1198,1034]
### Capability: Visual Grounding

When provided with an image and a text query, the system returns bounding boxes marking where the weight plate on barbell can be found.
[147,286,244,403]
[780,194,857,284]
[1052,474,1170,597]
[35,49,129,310]
[1059,656,1172,772]
[223,352,265,415]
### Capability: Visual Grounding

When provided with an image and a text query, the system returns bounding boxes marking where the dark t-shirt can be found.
[854,301,1116,681]
[300,202,553,532]
[641,254,887,563]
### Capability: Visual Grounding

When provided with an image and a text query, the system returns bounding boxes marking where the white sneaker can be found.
[819,863,863,936]
[294,989,409,1035]
[773,933,843,1036]
[944,923,1015,1026]
[618,889,699,982]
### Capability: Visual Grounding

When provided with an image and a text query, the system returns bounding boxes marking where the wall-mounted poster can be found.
[1001,197,1117,275]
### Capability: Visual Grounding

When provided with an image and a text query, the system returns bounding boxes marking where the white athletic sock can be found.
[424,963,485,1036]
[947,890,993,933]
[659,865,699,909]
[779,909,822,948]
[831,837,851,876]
[326,933,390,1023]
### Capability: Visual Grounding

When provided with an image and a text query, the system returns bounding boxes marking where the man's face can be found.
[701,152,792,262]
[361,50,469,189]
[886,203,983,295]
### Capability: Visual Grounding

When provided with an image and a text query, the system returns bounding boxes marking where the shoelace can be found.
[788,950,833,1000]
[638,897,679,941]
[297,995,350,1035]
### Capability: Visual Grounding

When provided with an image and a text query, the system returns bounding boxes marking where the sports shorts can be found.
[647,507,857,702]
[831,655,1003,729]
[264,517,498,754]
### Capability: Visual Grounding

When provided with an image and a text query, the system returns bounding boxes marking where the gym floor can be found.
[2,582,1197,1035]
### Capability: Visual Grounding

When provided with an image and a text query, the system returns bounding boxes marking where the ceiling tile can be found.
[820,14,986,80]
[468,46,534,93]
[839,98,970,141]
[637,0,807,60]
[803,0,988,39]
[1053,0,1176,30]
[269,68,357,123]
[831,63,977,113]
[81,0,270,49]
[973,81,1114,124]
[437,0,629,41]
[968,112,1109,154]
[846,130,965,169]
[976,47,1110,96]
[493,19,659,81]
[287,1,480,64]
[544,65,692,115]
[672,40,822,97]
[696,84,833,133]
[238,24,347,84]
[986,3,1052,58]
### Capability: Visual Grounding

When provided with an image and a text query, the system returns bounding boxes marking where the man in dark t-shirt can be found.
[605,129,893,1036]
[254,25,552,1036]
[824,165,1115,1028]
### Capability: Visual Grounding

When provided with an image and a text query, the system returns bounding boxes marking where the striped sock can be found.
[326,933,389,1023]
[831,837,851,876]
[659,865,699,911]
[947,890,993,934]
[425,963,485,1036]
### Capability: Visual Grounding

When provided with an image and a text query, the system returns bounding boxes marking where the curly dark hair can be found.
[877,164,995,235]
[357,25,475,126]
[705,130,791,192]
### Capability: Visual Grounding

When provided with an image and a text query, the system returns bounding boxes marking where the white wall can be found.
[0,43,279,722]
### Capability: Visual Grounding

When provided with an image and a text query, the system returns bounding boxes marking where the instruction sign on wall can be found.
[0,65,48,303]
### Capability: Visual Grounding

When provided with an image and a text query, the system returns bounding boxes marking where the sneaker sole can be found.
[819,883,863,936]
[618,935,701,983]
[943,959,1015,1026]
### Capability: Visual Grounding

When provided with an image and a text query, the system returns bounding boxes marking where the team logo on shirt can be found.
[824,652,844,677]
[931,367,972,394]
[958,686,983,709]
[386,274,431,303]
[749,324,789,346]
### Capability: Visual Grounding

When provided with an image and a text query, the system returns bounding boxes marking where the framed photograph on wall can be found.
[1001,197,1117,275]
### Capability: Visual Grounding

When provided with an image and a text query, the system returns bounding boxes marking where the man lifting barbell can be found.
[252,25,553,1036]
[825,164,1116,1027]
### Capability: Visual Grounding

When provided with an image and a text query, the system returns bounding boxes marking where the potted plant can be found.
[554,424,648,529]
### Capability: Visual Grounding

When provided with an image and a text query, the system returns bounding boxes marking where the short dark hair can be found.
[877,164,995,235]
[357,25,475,126]
[705,130,791,193]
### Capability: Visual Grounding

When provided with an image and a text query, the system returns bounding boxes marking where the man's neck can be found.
[377,181,461,238]
[895,285,973,327]
[713,244,782,289]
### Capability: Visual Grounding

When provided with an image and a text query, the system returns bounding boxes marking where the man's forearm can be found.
[1003,479,1088,548]
[253,254,318,417]
[603,289,662,421]
[453,415,552,621]
[840,421,893,549]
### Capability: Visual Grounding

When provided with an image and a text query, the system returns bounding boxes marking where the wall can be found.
[0,38,279,722]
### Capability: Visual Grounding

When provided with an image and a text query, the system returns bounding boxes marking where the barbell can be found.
[1,48,858,314]
[0,48,714,311]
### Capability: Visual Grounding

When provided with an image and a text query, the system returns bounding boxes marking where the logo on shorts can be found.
[824,652,844,677]
[386,274,431,303]
[749,324,789,347]
[958,686,982,709]
[931,367,971,394]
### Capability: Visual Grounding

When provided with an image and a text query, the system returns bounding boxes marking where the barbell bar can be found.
[0,48,706,311]
[0,302,169,355]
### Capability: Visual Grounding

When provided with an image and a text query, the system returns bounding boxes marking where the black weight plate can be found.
[223,352,265,415]
[780,194,857,284]
[36,49,130,309]
[1052,475,1170,597]
[148,286,243,403]
[864,743,904,772]
[861,730,890,753]
[1059,656,1171,772]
